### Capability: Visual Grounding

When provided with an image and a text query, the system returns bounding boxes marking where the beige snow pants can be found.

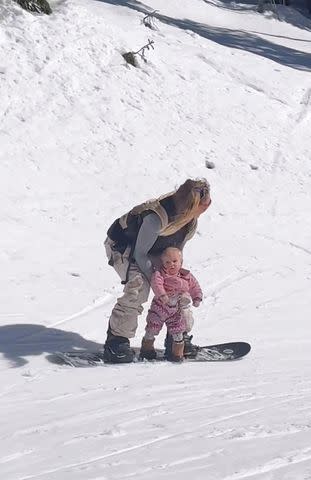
[104,237,150,339]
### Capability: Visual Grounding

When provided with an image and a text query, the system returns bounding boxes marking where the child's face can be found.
[161,248,182,275]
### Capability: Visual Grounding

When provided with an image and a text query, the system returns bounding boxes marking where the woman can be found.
[104,178,211,363]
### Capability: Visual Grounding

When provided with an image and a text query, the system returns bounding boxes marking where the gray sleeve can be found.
[133,213,162,281]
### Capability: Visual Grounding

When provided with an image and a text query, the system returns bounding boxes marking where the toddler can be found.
[140,247,202,362]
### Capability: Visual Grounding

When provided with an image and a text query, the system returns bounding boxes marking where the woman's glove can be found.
[159,294,169,304]
[179,293,192,309]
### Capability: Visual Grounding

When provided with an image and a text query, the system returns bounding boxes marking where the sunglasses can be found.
[194,186,210,199]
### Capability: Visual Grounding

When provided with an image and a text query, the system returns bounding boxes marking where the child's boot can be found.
[170,340,185,362]
[140,338,157,360]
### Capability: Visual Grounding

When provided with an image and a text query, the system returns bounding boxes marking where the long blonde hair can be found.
[160,178,210,236]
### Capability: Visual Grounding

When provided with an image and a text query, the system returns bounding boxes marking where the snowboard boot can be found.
[170,340,184,362]
[183,333,199,359]
[103,332,135,364]
[139,338,157,361]
[164,332,173,359]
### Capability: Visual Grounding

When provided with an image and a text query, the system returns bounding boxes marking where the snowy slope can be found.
[0,0,311,478]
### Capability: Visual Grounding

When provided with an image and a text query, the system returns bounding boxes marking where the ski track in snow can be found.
[0,450,34,465]
[15,435,174,480]
[49,293,114,328]
[224,448,311,480]
[1,0,311,479]
[296,87,311,124]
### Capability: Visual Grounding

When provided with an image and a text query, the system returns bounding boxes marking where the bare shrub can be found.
[122,39,155,68]
[142,10,159,30]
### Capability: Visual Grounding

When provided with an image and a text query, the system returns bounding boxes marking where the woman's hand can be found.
[179,293,192,309]
[159,294,169,304]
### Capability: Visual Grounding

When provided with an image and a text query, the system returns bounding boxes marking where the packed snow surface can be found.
[1,0,311,478]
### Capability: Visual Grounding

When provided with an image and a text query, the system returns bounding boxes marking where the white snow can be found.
[1,0,311,478]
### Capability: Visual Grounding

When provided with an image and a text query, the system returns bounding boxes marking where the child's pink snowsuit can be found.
[145,268,203,338]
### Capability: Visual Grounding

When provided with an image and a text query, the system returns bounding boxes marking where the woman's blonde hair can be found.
[160,178,210,236]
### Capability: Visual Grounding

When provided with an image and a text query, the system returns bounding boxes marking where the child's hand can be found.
[193,298,201,308]
[159,294,169,304]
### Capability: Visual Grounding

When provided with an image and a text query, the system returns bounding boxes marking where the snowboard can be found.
[51,342,251,368]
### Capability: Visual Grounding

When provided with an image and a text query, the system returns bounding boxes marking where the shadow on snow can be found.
[0,324,102,368]
[96,0,311,71]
